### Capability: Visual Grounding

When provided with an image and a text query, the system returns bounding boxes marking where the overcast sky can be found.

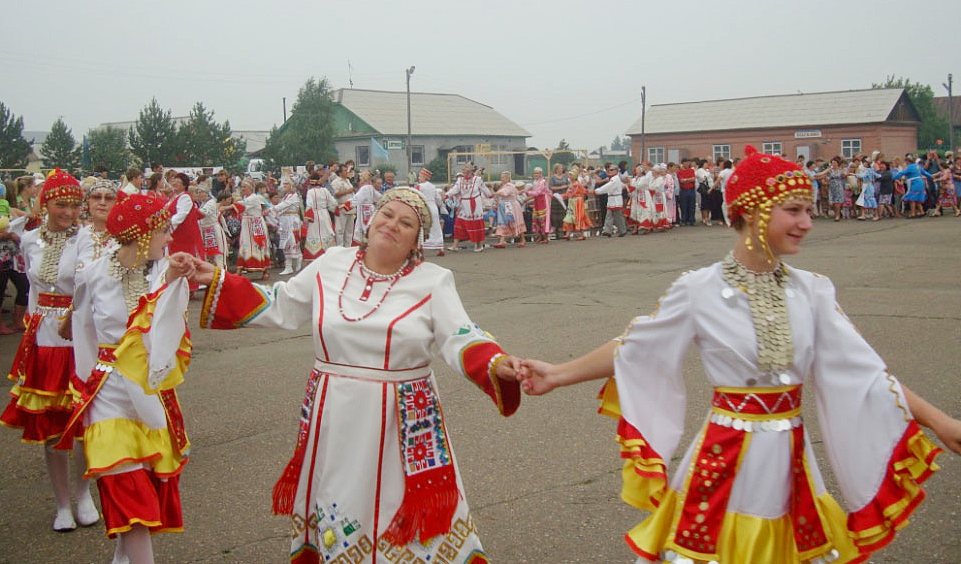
[5,0,958,152]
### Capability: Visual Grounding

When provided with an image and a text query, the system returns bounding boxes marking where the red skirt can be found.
[1,343,76,443]
[98,469,183,538]
[453,217,486,243]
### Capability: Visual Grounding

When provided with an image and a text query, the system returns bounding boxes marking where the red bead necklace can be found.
[337,250,414,322]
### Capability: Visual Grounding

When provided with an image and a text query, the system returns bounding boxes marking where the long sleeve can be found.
[170,193,193,229]
[200,258,318,331]
[70,265,98,384]
[430,270,520,416]
[808,275,941,551]
[606,272,695,511]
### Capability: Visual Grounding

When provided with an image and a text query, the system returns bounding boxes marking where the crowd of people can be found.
[0,145,960,563]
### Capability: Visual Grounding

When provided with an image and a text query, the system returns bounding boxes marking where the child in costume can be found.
[1,169,100,531]
[561,166,593,240]
[58,192,194,564]
[519,147,961,563]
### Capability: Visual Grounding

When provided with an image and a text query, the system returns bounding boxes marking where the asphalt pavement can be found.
[1,215,959,563]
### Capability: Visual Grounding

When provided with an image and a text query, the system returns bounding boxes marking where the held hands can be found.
[166,252,198,282]
[517,359,560,396]
[187,257,216,286]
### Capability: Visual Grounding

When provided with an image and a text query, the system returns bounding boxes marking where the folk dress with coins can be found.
[602,149,943,564]
[199,245,519,564]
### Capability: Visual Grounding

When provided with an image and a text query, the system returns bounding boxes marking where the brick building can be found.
[625,88,920,164]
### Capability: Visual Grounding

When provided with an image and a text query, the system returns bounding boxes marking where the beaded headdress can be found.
[39,168,84,208]
[724,145,814,262]
[85,178,118,198]
[370,187,432,246]
[418,167,433,179]
[106,192,170,261]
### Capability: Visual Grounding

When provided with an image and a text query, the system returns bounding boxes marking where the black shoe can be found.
[602,232,612,237]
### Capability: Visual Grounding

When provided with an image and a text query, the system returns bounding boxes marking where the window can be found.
[490,144,509,166]
[841,139,861,158]
[762,142,782,156]
[713,144,731,161]
[647,147,665,164]
[453,145,473,165]
[410,145,425,167]
[355,145,370,167]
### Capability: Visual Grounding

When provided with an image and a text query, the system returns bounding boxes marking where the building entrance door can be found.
[796,145,811,163]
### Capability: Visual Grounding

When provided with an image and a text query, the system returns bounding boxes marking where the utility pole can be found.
[943,74,954,152]
[282,97,287,124]
[406,66,416,182]
[640,86,647,164]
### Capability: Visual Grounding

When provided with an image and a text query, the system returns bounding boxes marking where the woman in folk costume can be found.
[76,177,120,268]
[57,193,194,564]
[1,169,100,531]
[414,167,447,256]
[272,177,305,275]
[891,160,933,219]
[445,164,492,252]
[196,183,230,269]
[166,173,206,291]
[492,170,527,248]
[561,166,592,241]
[233,178,272,279]
[303,172,337,260]
[189,187,523,564]
[351,171,381,246]
[628,164,650,234]
[527,167,552,243]
[519,147,961,563]
[643,164,673,232]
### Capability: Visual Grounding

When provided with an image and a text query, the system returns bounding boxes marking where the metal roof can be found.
[333,88,530,138]
[626,88,914,135]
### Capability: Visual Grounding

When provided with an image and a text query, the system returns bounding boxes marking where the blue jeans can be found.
[678,189,697,224]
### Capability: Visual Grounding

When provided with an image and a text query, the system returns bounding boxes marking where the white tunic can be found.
[416,181,446,249]
[21,228,80,347]
[203,247,516,563]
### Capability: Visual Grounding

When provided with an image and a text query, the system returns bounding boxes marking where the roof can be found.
[333,88,530,138]
[933,96,961,127]
[625,88,917,135]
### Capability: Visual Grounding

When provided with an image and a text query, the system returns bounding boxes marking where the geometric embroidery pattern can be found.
[397,377,451,477]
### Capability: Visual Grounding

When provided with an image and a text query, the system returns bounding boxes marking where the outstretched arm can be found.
[904,385,961,454]
[520,340,616,395]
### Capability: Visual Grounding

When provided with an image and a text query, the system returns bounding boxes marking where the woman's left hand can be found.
[494,354,523,382]
[166,252,197,281]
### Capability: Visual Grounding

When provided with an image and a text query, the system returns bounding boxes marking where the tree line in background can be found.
[0,99,247,176]
[0,75,954,176]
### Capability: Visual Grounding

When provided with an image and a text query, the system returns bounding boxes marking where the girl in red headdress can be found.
[519,147,961,563]
[58,192,195,563]
[1,169,100,532]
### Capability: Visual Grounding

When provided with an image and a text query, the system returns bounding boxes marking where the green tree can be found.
[0,102,31,169]
[553,139,577,167]
[88,126,130,176]
[128,97,178,167]
[872,76,950,150]
[41,117,80,171]
[173,102,236,166]
[426,154,449,181]
[262,77,337,169]
[611,135,624,151]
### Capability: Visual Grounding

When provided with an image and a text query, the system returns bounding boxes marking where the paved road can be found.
[2,216,960,563]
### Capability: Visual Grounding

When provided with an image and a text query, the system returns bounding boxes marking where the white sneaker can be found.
[279,266,293,275]
[53,508,76,532]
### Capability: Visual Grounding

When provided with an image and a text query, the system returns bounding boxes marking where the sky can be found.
[4,0,958,153]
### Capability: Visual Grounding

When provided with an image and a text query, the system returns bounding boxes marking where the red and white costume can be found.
[1,227,79,442]
[445,175,491,243]
[200,246,518,563]
[167,191,206,289]
[416,180,446,250]
[603,264,942,563]
[303,187,337,260]
[233,193,271,272]
[58,257,191,538]
[198,197,229,268]
[271,192,304,263]
[351,183,381,245]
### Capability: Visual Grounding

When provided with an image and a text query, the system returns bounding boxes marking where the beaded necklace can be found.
[338,250,413,322]
[721,252,794,382]
[91,229,112,261]
[108,250,150,312]
[37,224,79,287]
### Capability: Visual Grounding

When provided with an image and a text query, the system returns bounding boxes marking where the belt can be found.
[709,385,802,432]
[36,292,72,316]
[313,359,431,383]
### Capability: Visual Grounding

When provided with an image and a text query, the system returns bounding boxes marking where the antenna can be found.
[347,59,354,89]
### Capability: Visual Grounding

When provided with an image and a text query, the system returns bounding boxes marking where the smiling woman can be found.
[189,187,524,564]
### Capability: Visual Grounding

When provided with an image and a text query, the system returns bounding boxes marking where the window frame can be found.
[762,141,783,156]
[712,144,731,161]
[647,146,665,164]
[454,145,474,166]
[410,145,425,167]
[841,139,862,159]
[355,145,370,167]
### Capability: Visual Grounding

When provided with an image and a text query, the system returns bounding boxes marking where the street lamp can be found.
[640,86,646,165]
[943,73,954,152]
[406,65,415,183]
